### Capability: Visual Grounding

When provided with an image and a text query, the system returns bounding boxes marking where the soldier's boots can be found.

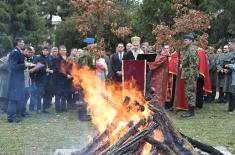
[181,106,195,118]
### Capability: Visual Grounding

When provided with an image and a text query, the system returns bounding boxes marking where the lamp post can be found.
[51,15,62,46]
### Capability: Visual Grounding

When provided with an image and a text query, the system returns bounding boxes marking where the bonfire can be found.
[69,63,223,155]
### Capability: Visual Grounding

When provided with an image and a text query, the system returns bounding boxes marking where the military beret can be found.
[83,37,95,44]
[184,34,194,41]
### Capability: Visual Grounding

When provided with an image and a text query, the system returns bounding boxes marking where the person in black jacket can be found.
[7,38,34,122]
[53,45,72,113]
[109,43,125,82]
[30,46,51,113]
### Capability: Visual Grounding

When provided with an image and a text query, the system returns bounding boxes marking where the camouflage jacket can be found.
[77,48,93,68]
[181,44,199,79]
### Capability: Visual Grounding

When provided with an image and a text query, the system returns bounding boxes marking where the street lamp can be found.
[51,15,62,46]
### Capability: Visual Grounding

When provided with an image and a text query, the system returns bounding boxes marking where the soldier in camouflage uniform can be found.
[181,34,199,117]
[77,47,93,68]
[77,37,95,121]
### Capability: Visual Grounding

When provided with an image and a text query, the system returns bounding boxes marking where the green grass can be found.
[0,103,234,154]
[0,109,96,155]
[168,103,235,154]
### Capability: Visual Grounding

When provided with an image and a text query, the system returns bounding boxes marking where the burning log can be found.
[71,129,109,155]
[73,95,220,155]
[101,118,146,154]
[144,136,177,155]
[148,100,198,155]
[107,122,159,155]
[180,133,224,155]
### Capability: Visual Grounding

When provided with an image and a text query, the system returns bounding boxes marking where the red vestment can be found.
[168,51,178,75]
[198,48,212,95]
[166,51,178,102]
[148,53,168,107]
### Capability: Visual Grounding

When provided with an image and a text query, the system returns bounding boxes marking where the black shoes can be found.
[8,117,22,123]
[181,106,195,118]
[42,110,49,113]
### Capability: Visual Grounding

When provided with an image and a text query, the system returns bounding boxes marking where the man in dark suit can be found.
[7,38,34,123]
[109,43,125,82]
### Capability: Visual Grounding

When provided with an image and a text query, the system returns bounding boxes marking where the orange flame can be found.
[141,128,164,155]
[70,62,160,149]
[141,143,152,155]
[153,128,164,143]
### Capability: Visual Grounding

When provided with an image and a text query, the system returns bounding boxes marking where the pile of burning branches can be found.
[71,95,223,155]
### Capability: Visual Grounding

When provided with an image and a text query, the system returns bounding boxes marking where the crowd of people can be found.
[0,34,235,123]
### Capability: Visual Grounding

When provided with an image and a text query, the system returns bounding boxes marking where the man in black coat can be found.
[53,45,72,113]
[109,43,125,82]
[7,38,34,122]
[30,46,52,113]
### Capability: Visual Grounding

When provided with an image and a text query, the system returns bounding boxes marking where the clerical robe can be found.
[166,51,178,102]
[148,53,168,107]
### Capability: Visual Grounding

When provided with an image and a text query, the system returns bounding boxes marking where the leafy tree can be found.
[36,0,77,46]
[0,1,12,55]
[70,0,135,52]
[0,0,47,54]
[36,0,75,27]
[191,0,235,47]
[132,0,175,44]
[55,16,83,52]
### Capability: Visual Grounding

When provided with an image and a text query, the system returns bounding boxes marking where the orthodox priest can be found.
[122,36,146,95]
[147,47,169,107]
[123,36,144,60]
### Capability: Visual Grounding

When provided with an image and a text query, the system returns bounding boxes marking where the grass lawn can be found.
[0,103,234,155]
[168,103,235,154]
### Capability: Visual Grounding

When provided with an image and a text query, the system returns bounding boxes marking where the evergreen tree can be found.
[36,0,76,46]
[0,0,47,54]
[191,0,235,46]
[132,0,175,43]
[36,0,75,27]
[0,1,12,56]
[55,16,83,52]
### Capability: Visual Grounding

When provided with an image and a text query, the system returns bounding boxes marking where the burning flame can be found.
[141,128,165,155]
[141,143,152,155]
[70,62,163,153]
[153,128,164,143]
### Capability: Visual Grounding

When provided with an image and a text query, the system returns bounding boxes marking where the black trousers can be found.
[229,86,235,112]
[196,76,204,109]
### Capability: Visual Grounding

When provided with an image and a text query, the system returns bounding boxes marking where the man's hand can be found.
[223,69,229,74]
[181,71,184,79]
[116,71,122,76]
[67,74,72,79]
[180,64,182,68]
[46,68,53,74]
[25,62,36,67]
